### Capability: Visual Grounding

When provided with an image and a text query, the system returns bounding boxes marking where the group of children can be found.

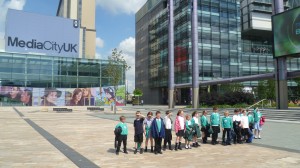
[114,107,265,155]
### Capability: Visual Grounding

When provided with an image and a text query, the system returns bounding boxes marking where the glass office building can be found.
[0,52,125,106]
[135,0,300,105]
[0,52,119,88]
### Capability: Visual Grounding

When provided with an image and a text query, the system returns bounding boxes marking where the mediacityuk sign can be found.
[5,9,80,57]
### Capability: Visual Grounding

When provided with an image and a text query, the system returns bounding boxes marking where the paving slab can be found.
[0,107,300,168]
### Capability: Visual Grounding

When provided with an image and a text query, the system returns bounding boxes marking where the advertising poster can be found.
[0,86,33,106]
[95,86,125,106]
[0,86,125,107]
[65,88,97,106]
[32,88,65,106]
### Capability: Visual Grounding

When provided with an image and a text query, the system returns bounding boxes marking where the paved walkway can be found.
[0,107,300,168]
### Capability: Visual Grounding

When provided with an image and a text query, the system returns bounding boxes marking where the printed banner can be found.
[0,85,125,107]
[0,86,33,106]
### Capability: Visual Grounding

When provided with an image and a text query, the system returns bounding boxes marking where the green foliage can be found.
[187,103,249,109]
[199,91,255,107]
[133,88,143,97]
[116,86,125,98]
[106,48,131,90]
[106,48,131,113]
[220,83,244,93]
[256,80,276,100]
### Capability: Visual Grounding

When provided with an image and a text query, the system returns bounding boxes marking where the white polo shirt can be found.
[193,117,199,125]
[233,115,241,122]
[178,116,185,130]
[164,116,172,129]
[241,116,249,128]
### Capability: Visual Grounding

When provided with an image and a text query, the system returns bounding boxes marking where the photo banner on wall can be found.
[0,86,125,107]
[32,88,65,106]
[65,88,97,106]
[0,86,33,106]
[95,86,125,106]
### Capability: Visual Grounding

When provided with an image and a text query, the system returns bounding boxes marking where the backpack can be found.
[114,126,122,136]
[260,116,266,126]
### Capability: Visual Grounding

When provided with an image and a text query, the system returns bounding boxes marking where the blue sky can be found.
[0,0,147,92]
[21,0,137,58]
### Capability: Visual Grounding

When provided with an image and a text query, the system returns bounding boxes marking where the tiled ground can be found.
[0,107,300,168]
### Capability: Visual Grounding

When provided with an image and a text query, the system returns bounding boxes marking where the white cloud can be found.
[0,0,26,50]
[95,52,101,59]
[96,0,146,15]
[96,37,104,48]
[118,37,135,93]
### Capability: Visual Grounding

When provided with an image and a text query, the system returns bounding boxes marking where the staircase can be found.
[259,109,300,122]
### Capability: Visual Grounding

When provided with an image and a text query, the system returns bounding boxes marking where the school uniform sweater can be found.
[248,114,254,124]
[221,117,233,129]
[115,122,128,135]
[201,115,208,127]
[210,112,220,126]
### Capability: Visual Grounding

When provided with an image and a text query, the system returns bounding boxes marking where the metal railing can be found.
[247,99,268,110]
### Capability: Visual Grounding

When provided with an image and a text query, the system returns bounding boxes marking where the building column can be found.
[192,0,199,109]
[273,0,288,109]
[168,0,175,109]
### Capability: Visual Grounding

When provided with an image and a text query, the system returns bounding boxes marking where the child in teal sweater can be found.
[115,116,128,155]
[210,107,220,145]
[184,114,193,149]
[221,111,233,146]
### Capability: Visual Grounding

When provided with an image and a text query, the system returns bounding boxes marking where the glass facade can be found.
[0,52,124,88]
[148,0,241,88]
[135,0,300,104]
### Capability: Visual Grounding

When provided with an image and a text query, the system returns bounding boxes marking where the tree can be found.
[133,88,143,105]
[256,80,275,101]
[257,81,267,100]
[133,88,143,97]
[220,82,244,93]
[106,48,131,114]
[266,79,276,100]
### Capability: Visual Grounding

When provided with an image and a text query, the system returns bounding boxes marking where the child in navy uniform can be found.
[115,116,128,155]
[133,111,145,154]
[151,111,165,154]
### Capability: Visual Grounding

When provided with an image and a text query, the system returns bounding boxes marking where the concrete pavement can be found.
[0,106,300,168]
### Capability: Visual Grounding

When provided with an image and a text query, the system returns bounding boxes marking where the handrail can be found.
[247,99,268,110]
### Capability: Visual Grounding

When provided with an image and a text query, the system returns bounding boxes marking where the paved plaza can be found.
[0,106,300,168]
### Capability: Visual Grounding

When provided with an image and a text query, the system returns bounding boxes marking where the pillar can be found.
[273,0,288,109]
[192,0,199,109]
[168,0,175,109]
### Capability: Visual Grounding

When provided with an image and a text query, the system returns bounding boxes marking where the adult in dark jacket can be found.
[151,111,165,155]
